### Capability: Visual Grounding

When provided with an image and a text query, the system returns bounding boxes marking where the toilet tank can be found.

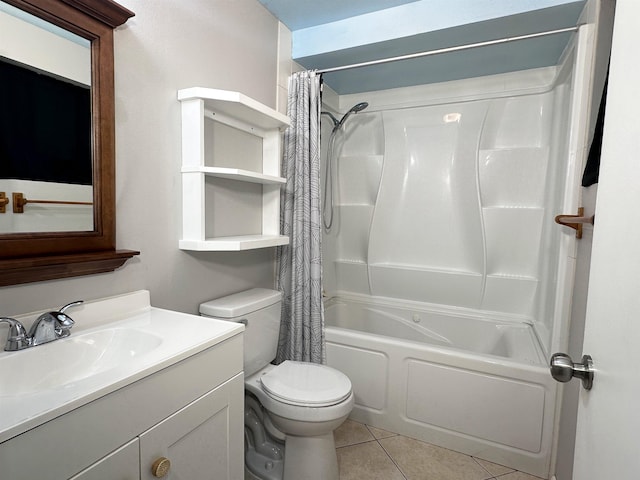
[200,288,282,376]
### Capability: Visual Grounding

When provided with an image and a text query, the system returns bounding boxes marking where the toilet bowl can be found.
[200,288,353,480]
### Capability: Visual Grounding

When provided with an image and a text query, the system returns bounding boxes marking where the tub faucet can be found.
[0,300,83,351]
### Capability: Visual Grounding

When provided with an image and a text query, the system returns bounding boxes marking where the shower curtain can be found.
[276,70,325,364]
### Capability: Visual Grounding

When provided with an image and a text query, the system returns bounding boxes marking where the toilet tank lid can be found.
[199,288,281,318]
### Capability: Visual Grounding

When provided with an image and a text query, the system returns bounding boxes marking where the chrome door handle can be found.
[550,353,594,390]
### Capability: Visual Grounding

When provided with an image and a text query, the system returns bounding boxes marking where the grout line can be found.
[341,422,535,480]
[471,456,519,479]
[493,469,542,479]
[335,438,378,449]
[364,423,399,440]
[376,437,408,480]
[471,456,498,479]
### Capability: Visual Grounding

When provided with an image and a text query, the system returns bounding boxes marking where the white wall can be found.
[0,0,284,316]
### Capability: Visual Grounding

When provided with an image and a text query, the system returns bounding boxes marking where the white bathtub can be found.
[324,295,557,478]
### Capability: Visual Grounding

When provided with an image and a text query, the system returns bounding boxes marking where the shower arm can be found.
[321,111,339,128]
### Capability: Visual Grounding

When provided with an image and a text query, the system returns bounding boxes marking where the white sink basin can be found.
[0,328,163,397]
[0,290,243,443]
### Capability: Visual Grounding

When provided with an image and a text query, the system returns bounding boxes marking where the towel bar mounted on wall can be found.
[555,207,594,239]
[12,192,93,214]
[0,193,8,214]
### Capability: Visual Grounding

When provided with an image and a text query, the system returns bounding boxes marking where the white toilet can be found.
[200,288,354,480]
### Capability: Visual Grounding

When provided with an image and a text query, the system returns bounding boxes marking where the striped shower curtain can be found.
[276,70,325,364]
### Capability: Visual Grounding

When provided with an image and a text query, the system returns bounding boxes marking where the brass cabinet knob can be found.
[151,457,171,477]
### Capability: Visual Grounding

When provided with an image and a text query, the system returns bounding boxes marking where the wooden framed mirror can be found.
[0,0,138,286]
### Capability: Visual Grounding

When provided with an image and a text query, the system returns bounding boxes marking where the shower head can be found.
[322,101,369,231]
[350,102,369,113]
[334,102,369,131]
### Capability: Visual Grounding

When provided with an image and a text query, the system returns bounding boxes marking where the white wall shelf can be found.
[179,234,290,252]
[178,87,290,130]
[178,87,290,251]
[181,166,286,185]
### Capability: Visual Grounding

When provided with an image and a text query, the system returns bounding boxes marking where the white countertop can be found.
[0,290,243,443]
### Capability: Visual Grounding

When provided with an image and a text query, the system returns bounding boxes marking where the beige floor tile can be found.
[337,441,406,480]
[334,419,375,447]
[473,458,515,476]
[366,424,398,440]
[493,472,545,480]
[380,436,492,480]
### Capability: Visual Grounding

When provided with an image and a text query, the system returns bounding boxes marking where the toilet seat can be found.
[260,361,352,407]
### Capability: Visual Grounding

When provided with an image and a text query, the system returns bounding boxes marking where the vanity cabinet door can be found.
[69,439,140,480]
[139,373,243,480]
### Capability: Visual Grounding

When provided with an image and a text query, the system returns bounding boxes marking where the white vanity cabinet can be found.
[0,333,244,480]
[178,87,291,251]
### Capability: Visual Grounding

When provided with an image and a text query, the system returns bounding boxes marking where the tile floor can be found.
[334,420,545,480]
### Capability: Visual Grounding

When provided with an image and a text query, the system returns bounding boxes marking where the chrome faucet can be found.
[0,318,30,351]
[0,300,83,351]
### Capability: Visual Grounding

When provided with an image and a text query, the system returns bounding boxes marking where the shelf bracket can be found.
[555,207,594,239]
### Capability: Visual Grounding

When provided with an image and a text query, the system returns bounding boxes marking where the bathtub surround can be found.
[320,12,608,478]
[322,65,575,351]
[322,20,603,354]
[276,71,325,364]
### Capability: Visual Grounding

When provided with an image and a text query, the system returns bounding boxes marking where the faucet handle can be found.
[56,300,83,330]
[0,317,30,351]
[60,300,83,314]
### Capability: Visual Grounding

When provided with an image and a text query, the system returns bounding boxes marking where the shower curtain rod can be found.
[316,26,580,74]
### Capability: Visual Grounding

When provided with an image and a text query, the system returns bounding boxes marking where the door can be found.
[572,1,640,478]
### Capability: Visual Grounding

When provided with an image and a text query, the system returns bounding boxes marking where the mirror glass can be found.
[0,1,93,234]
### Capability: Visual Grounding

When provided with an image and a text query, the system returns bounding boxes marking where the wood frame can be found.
[0,0,138,286]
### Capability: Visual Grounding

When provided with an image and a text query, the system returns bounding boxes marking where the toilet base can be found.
[245,466,263,480]
[245,394,285,480]
[245,445,284,480]
[244,368,353,480]
[283,432,339,480]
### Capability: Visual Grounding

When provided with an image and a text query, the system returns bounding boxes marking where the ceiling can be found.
[257,0,421,31]
[257,0,587,95]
